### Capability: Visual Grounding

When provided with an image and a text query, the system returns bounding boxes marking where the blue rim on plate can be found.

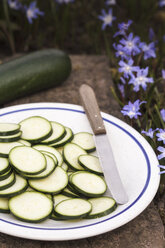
[0,106,151,231]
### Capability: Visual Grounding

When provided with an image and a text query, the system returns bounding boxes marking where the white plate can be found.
[0,102,160,241]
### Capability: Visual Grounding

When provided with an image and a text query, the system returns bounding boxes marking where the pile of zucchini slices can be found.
[0,116,117,223]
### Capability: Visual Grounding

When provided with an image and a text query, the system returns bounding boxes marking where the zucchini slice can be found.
[51,194,76,220]
[53,194,72,206]
[70,171,107,197]
[54,198,92,219]
[33,145,63,166]
[21,154,56,180]
[0,123,20,136]
[40,151,58,165]
[0,168,13,181]
[0,142,24,158]
[62,187,79,198]
[9,191,53,223]
[9,146,46,175]
[0,175,28,198]
[41,121,66,145]
[29,166,68,194]
[86,197,117,219]
[78,155,103,176]
[61,163,68,171]
[50,127,73,148]
[0,198,10,213]
[18,140,31,147]
[20,116,52,143]
[72,132,96,153]
[63,143,87,170]
[0,131,22,143]
[0,172,15,190]
[0,157,10,175]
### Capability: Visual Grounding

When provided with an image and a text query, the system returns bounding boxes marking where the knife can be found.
[79,84,128,204]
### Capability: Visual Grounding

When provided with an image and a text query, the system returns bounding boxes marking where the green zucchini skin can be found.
[0,49,72,105]
[0,168,13,181]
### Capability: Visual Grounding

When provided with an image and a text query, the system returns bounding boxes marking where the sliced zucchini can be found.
[0,175,28,198]
[0,157,10,175]
[61,162,68,171]
[41,121,66,145]
[54,198,92,219]
[72,132,96,153]
[20,116,52,143]
[51,194,74,220]
[63,143,87,170]
[86,197,117,219]
[0,131,22,143]
[0,198,10,213]
[9,191,53,223]
[33,145,63,166]
[50,127,73,148]
[0,142,23,158]
[50,212,65,221]
[40,151,58,165]
[62,187,79,198]
[53,194,72,206]
[21,154,56,180]
[29,166,68,194]
[0,172,15,190]
[0,168,13,181]
[18,139,31,147]
[78,155,103,176]
[70,171,107,197]
[0,123,20,136]
[9,146,46,175]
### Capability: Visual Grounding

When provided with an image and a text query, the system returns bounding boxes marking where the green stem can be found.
[3,0,15,54]
[136,119,141,130]
[110,86,124,107]
[154,104,165,129]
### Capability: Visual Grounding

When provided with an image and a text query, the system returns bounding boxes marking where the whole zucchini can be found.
[0,49,72,105]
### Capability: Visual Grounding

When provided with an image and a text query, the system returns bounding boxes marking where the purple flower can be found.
[159,0,165,7]
[141,128,156,138]
[113,44,129,59]
[128,67,153,92]
[156,129,165,144]
[157,146,165,160]
[162,69,165,79]
[118,84,125,97]
[120,77,126,84]
[120,33,141,56]
[121,99,146,119]
[114,20,132,37]
[149,28,155,41]
[8,0,21,10]
[98,9,116,30]
[118,20,133,31]
[118,58,139,78]
[25,1,44,24]
[158,165,165,174]
[105,0,116,5]
[113,29,126,38]
[139,42,156,60]
[160,109,165,122]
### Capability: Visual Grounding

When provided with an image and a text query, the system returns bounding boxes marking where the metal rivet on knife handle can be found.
[79,84,106,135]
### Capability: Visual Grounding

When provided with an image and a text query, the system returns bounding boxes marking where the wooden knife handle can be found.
[79,84,106,135]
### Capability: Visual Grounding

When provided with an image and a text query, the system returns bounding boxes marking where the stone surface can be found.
[0,55,164,247]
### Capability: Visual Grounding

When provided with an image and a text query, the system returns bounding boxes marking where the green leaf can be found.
[0,19,21,31]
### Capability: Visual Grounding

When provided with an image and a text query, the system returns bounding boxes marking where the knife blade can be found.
[79,84,128,204]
